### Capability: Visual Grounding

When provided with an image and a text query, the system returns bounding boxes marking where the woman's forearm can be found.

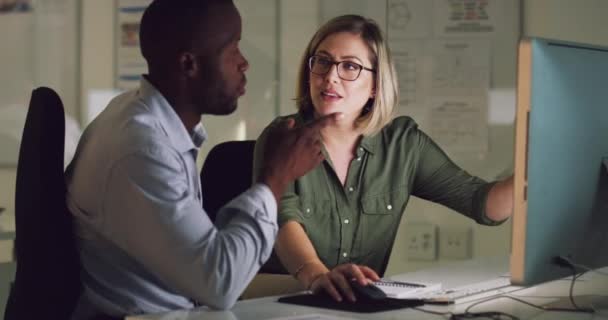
[275,221,329,288]
[485,175,514,222]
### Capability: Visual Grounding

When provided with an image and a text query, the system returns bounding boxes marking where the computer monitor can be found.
[511,37,608,286]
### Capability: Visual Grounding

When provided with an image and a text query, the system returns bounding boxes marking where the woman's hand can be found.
[308,263,380,302]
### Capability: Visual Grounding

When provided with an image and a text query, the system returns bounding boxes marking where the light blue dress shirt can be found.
[66,78,277,317]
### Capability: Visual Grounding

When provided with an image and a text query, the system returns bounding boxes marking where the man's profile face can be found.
[192,4,248,116]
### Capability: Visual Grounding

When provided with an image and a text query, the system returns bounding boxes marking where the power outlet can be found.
[440,227,472,260]
[405,223,437,261]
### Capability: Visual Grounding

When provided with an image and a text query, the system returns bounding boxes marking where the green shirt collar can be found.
[298,110,378,155]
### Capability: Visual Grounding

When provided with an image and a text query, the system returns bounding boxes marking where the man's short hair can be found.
[139,0,232,65]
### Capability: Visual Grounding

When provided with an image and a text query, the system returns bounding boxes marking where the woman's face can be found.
[309,32,375,124]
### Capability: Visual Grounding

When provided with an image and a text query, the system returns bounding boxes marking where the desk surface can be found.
[127,256,608,320]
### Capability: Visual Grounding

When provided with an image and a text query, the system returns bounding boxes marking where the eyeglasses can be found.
[308,55,375,81]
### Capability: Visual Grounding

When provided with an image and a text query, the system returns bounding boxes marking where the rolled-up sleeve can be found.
[104,146,277,310]
[411,130,505,226]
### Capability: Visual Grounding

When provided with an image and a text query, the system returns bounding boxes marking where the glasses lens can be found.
[338,61,362,81]
[310,56,332,75]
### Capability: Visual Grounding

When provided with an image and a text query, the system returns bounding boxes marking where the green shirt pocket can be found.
[357,187,409,269]
[299,198,335,266]
[361,187,408,215]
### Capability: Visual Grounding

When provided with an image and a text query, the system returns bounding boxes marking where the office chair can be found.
[4,87,82,320]
[200,140,289,276]
[200,140,257,222]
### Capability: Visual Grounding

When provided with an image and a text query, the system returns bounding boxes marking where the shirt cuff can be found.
[475,181,508,226]
[250,183,278,222]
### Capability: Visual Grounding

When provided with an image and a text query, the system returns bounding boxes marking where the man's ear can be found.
[179,52,199,78]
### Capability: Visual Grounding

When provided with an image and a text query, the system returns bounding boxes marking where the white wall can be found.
[80,0,115,125]
[3,2,608,311]
[524,0,608,47]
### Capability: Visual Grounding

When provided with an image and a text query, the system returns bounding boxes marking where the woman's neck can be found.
[321,125,361,155]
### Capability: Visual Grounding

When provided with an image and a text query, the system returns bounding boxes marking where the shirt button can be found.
[356,157,362,161]
[359,147,364,152]
[343,252,348,257]
[305,208,311,213]
[348,187,354,192]
[343,219,350,224]
[387,204,393,210]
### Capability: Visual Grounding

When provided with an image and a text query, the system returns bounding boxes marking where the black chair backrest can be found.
[200,140,256,222]
[4,87,81,320]
[199,140,288,274]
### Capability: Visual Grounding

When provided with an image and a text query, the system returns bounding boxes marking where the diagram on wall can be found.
[388,0,506,155]
[115,0,151,90]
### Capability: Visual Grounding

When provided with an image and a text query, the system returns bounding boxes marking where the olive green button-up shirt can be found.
[254,114,503,275]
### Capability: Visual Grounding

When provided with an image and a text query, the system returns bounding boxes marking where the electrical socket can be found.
[440,227,472,260]
[405,223,437,261]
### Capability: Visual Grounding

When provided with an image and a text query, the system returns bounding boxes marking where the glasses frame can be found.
[308,55,375,81]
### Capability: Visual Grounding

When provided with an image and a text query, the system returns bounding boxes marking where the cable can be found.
[553,255,597,313]
[448,265,595,319]
[414,306,454,317]
[417,256,602,319]
[556,256,608,277]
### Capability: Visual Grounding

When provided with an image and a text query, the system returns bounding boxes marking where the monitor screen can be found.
[511,37,608,286]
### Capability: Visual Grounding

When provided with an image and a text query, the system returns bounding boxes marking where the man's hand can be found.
[257,112,343,201]
[308,263,380,302]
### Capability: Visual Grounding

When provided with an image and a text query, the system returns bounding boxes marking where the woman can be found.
[253,14,513,302]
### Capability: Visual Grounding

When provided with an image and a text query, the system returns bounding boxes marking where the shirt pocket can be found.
[361,187,408,215]
[299,198,334,265]
[358,187,409,259]
[300,198,331,219]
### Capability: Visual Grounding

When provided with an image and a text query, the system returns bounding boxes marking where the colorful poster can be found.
[433,0,502,37]
[116,0,152,89]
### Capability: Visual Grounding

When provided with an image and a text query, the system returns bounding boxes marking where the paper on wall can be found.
[433,0,502,37]
[391,40,427,121]
[426,39,490,97]
[116,0,152,90]
[387,0,432,40]
[428,98,488,155]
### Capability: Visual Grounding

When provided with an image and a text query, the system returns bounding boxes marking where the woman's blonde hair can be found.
[295,14,399,136]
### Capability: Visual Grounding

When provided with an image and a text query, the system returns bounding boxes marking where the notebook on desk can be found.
[373,279,442,299]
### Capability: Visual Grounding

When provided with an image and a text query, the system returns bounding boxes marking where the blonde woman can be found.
[254,15,513,302]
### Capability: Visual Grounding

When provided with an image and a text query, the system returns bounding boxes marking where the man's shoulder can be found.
[85,94,175,160]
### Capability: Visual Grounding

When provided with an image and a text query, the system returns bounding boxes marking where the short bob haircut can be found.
[295,14,399,136]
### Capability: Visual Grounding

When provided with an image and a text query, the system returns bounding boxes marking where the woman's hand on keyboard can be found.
[309,263,380,302]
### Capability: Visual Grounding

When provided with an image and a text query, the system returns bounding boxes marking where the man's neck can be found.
[145,74,200,132]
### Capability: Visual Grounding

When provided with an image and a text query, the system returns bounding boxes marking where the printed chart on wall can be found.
[116,0,151,90]
[387,0,507,156]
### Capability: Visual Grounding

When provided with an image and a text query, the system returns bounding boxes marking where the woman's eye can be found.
[318,58,332,66]
[342,62,360,70]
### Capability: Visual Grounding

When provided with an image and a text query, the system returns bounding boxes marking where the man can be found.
[66,0,342,318]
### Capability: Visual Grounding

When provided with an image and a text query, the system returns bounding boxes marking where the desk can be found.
[127,256,608,320]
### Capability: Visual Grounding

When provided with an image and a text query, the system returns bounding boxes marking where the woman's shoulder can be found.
[381,115,422,137]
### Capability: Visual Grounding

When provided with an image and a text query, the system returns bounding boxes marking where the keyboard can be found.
[420,277,520,304]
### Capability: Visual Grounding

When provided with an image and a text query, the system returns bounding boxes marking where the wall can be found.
[523,0,608,47]
[3,0,608,313]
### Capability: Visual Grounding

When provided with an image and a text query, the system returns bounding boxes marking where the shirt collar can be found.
[138,77,207,152]
[359,133,378,155]
[299,110,378,155]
